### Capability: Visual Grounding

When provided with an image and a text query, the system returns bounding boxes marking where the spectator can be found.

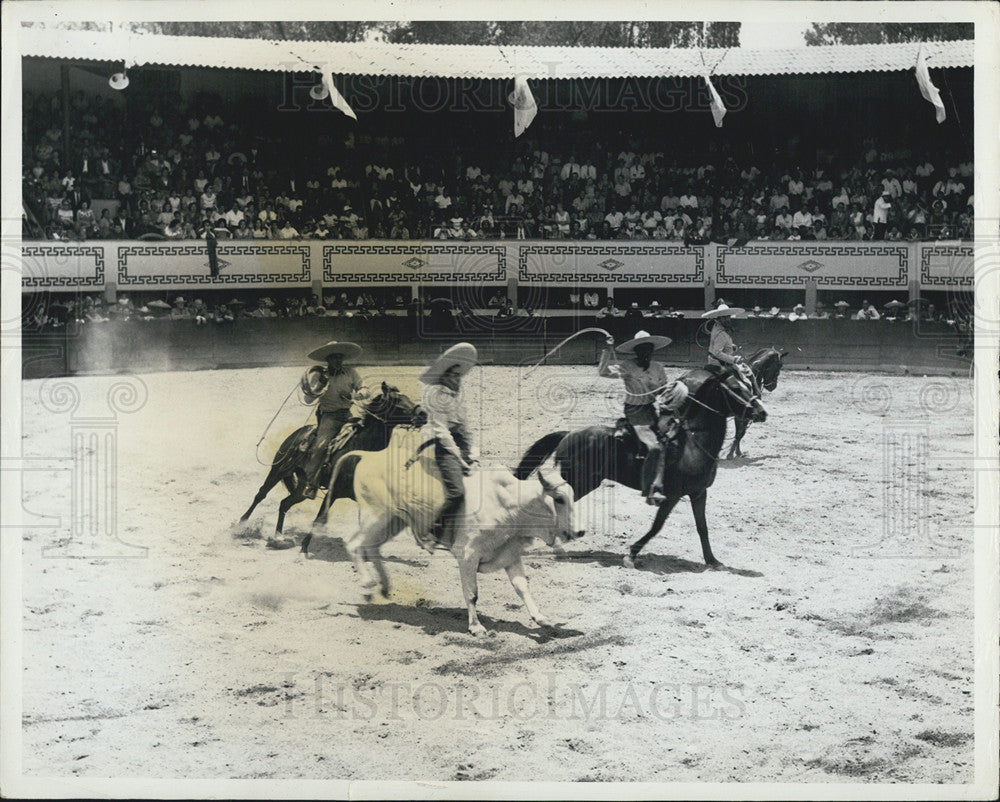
[596,298,622,319]
[276,219,300,240]
[604,206,624,237]
[872,191,892,239]
[855,300,881,320]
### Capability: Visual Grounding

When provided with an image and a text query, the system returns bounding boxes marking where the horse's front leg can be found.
[625,494,680,568]
[455,555,486,636]
[728,418,747,459]
[690,488,721,568]
[505,556,550,627]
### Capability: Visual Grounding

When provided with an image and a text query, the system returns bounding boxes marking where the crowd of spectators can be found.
[26,289,970,333]
[23,86,974,244]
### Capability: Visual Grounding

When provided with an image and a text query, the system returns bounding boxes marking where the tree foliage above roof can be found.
[384,21,740,48]
[804,23,974,46]
[38,20,741,48]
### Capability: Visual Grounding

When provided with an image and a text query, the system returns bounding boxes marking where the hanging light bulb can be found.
[109,70,129,90]
[309,67,329,100]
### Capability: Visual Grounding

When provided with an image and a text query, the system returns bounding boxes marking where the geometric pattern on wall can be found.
[716,243,909,287]
[919,244,974,288]
[323,243,507,284]
[117,243,311,286]
[518,243,705,284]
[21,244,106,288]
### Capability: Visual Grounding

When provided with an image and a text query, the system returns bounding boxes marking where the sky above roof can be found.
[738,22,809,49]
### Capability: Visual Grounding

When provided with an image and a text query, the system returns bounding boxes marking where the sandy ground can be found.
[17,364,975,783]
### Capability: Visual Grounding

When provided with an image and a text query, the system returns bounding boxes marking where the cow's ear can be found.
[382,380,389,393]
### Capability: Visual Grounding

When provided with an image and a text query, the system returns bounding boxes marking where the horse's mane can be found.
[747,347,777,363]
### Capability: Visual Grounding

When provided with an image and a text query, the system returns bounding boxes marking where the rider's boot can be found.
[643,445,666,505]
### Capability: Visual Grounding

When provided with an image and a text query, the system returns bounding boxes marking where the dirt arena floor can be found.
[18,364,975,783]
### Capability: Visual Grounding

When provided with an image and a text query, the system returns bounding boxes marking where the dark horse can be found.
[239,382,421,549]
[514,366,767,568]
[728,347,787,459]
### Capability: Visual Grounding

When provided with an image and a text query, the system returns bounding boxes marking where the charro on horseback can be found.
[300,340,368,500]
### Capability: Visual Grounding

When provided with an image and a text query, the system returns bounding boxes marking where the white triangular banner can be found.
[508,76,537,138]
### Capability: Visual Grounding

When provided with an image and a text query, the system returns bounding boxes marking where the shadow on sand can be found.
[555,548,763,578]
[355,601,585,643]
[719,454,773,469]
[268,530,426,568]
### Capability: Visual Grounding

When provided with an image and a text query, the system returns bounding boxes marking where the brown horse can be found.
[238,382,421,548]
[514,365,766,568]
[728,347,786,459]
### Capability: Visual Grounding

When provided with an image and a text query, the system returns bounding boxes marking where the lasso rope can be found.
[522,327,614,377]
[253,378,378,466]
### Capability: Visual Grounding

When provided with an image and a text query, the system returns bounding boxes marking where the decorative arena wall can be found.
[20,239,974,294]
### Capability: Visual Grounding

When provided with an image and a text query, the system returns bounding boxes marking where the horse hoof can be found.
[468,624,488,637]
[623,555,637,569]
[266,537,295,550]
[533,616,553,628]
[707,560,723,570]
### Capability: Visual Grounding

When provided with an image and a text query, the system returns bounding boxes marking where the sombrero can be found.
[793,303,805,311]
[616,330,672,354]
[834,301,850,308]
[884,299,906,308]
[701,303,745,319]
[419,342,478,384]
[307,341,362,362]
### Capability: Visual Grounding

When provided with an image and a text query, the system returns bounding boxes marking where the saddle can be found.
[614,417,682,458]
[296,418,362,489]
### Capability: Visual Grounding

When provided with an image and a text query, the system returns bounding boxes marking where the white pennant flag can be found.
[705,75,726,128]
[317,65,357,120]
[508,76,537,138]
[915,47,946,124]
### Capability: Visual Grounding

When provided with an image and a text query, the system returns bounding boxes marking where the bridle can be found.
[357,390,414,425]
[682,373,762,420]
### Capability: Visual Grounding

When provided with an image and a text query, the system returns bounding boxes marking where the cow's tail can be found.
[512,431,569,479]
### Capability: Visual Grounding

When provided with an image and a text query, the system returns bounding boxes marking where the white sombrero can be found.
[307,341,362,362]
[701,303,745,319]
[616,330,672,354]
[419,342,478,384]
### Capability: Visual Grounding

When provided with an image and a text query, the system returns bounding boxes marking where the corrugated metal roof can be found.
[19,26,974,78]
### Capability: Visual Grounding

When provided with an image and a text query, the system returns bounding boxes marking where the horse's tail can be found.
[512,431,569,479]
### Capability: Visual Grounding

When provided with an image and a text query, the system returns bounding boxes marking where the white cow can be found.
[330,427,584,635]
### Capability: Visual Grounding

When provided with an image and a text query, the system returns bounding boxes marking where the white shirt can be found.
[873,196,892,224]
[420,383,475,460]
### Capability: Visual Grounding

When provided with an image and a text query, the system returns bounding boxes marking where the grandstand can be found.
[19,30,975,376]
